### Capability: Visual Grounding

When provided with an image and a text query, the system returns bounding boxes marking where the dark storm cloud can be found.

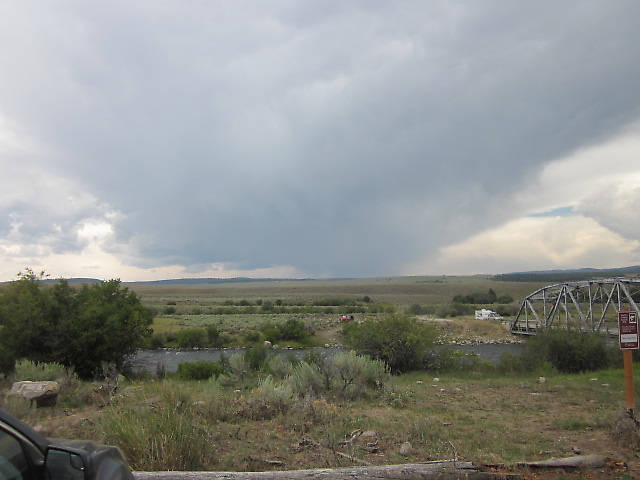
[1,1,639,276]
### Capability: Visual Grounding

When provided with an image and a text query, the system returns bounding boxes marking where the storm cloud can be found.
[1,1,639,278]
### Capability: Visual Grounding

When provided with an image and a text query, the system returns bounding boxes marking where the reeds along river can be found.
[129,343,526,373]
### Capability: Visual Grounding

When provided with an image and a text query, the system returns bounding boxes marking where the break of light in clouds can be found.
[1,1,639,281]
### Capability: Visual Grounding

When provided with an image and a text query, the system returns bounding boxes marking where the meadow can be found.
[132,275,543,348]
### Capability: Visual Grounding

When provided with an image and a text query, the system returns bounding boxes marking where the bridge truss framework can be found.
[510,278,640,335]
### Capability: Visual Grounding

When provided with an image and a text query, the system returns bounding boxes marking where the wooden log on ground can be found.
[133,461,520,480]
[517,454,605,469]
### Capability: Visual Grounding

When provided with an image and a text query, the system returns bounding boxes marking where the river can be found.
[129,342,526,373]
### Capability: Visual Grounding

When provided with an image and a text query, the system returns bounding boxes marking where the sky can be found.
[1,1,639,281]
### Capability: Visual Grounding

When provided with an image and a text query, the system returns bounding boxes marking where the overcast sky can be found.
[1,1,639,281]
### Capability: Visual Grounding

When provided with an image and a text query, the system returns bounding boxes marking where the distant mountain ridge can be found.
[494,265,640,282]
[30,277,309,285]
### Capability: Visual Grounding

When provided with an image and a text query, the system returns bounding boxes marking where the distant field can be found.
[127,276,546,348]
[130,275,547,308]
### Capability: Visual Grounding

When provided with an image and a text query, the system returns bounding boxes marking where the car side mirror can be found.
[45,446,87,480]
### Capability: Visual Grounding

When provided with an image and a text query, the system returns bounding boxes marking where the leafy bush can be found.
[244,376,294,419]
[163,306,176,314]
[243,331,261,343]
[177,328,207,348]
[266,355,294,379]
[331,351,388,399]
[260,318,309,343]
[452,289,499,304]
[0,272,152,379]
[206,325,225,347]
[177,361,224,381]
[342,314,436,373]
[146,333,166,349]
[523,328,616,373]
[228,353,248,378]
[288,361,325,396]
[244,345,269,371]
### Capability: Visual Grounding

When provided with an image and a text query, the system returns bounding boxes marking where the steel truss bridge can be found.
[510,278,640,335]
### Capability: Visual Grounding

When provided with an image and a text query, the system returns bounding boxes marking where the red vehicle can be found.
[339,315,354,322]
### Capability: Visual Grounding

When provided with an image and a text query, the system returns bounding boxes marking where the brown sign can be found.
[619,311,639,350]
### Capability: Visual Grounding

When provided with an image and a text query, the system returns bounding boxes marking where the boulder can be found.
[9,381,60,407]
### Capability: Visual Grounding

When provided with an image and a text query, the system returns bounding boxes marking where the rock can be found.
[360,430,378,439]
[432,377,440,382]
[399,441,412,456]
[10,381,60,407]
[416,380,423,385]
[538,376,546,384]
[264,341,272,348]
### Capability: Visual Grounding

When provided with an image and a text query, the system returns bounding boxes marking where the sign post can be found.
[618,311,638,414]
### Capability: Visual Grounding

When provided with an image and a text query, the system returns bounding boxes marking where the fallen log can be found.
[517,454,605,469]
[133,461,520,480]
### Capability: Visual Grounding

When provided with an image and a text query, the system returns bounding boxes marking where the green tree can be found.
[0,271,152,379]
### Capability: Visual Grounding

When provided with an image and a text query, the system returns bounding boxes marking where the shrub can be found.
[266,355,294,379]
[146,333,166,349]
[244,376,293,419]
[244,345,269,371]
[452,289,499,304]
[260,319,309,343]
[342,314,436,373]
[288,362,325,396]
[243,331,261,343]
[523,328,615,373]
[407,304,425,315]
[166,301,177,305]
[497,295,514,304]
[177,361,224,381]
[176,328,207,348]
[228,353,248,378]
[206,325,224,347]
[331,351,389,399]
[278,318,307,341]
[163,306,176,314]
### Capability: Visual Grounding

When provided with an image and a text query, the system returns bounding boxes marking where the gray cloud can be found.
[1,1,639,276]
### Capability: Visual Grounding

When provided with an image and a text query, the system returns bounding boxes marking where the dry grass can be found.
[3,367,639,476]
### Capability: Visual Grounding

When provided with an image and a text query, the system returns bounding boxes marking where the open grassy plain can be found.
[131,275,544,347]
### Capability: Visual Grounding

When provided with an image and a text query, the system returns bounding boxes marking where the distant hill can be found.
[129,277,307,285]
[494,265,640,282]
[27,277,308,286]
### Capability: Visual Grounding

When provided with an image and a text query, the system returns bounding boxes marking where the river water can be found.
[129,342,526,373]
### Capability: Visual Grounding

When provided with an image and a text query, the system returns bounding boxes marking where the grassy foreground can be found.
[2,362,639,476]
